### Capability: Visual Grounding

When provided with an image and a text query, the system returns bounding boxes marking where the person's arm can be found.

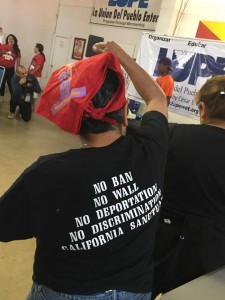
[92,41,168,118]
[166,96,171,106]
[157,75,174,106]
[29,64,41,75]
[16,57,20,68]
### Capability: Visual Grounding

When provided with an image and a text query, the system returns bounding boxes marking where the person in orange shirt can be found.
[156,57,174,106]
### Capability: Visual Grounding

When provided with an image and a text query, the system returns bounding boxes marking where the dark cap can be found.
[159,57,173,71]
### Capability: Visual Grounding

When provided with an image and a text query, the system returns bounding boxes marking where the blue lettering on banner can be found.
[108,0,148,8]
[153,48,225,85]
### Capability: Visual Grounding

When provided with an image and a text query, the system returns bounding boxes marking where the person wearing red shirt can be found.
[156,57,174,106]
[29,43,45,78]
[0,34,21,102]
[29,43,45,108]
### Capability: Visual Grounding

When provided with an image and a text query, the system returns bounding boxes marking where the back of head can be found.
[36,52,126,135]
[80,69,123,136]
[195,75,225,121]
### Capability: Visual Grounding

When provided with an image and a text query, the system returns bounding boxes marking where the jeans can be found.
[10,95,32,121]
[26,282,152,300]
[0,67,14,96]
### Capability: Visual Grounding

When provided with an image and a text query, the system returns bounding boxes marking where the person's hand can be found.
[92,41,110,54]
[92,41,121,57]
[19,77,27,85]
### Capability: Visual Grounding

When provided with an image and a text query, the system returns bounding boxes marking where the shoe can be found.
[8,112,15,119]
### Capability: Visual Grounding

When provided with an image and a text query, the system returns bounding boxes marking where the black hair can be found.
[79,69,123,135]
[6,34,20,56]
[36,43,46,61]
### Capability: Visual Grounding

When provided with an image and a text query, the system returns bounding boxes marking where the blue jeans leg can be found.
[116,290,151,299]
[25,282,152,300]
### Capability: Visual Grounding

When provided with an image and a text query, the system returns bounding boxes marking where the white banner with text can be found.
[128,33,225,119]
[90,0,162,30]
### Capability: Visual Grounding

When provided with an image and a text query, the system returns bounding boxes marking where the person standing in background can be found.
[0,34,21,103]
[29,43,45,108]
[156,57,174,106]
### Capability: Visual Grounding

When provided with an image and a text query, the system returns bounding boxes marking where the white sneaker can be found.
[8,112,15,119]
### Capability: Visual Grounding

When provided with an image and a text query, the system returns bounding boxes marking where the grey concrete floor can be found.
[0,93,81,300]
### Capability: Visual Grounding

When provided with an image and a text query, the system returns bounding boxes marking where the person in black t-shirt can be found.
[152,75,225,299]
[0,42,168,300]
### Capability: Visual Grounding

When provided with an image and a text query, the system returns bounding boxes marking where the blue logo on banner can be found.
[108,0,148,8]
[154,48,225,85]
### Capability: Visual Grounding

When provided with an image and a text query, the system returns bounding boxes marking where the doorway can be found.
[48,35,72,78]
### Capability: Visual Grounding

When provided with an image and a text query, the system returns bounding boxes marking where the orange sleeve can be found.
[156,75,174,97]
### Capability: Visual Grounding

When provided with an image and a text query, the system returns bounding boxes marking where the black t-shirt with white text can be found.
[0,111,168,294]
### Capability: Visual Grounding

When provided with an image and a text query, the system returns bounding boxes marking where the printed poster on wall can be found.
[128,32,225,119]
[90,0,162,30]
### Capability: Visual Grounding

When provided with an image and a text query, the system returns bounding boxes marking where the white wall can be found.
[55,0,146,62]
[156,0,225,37]
[0,0,59,87]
